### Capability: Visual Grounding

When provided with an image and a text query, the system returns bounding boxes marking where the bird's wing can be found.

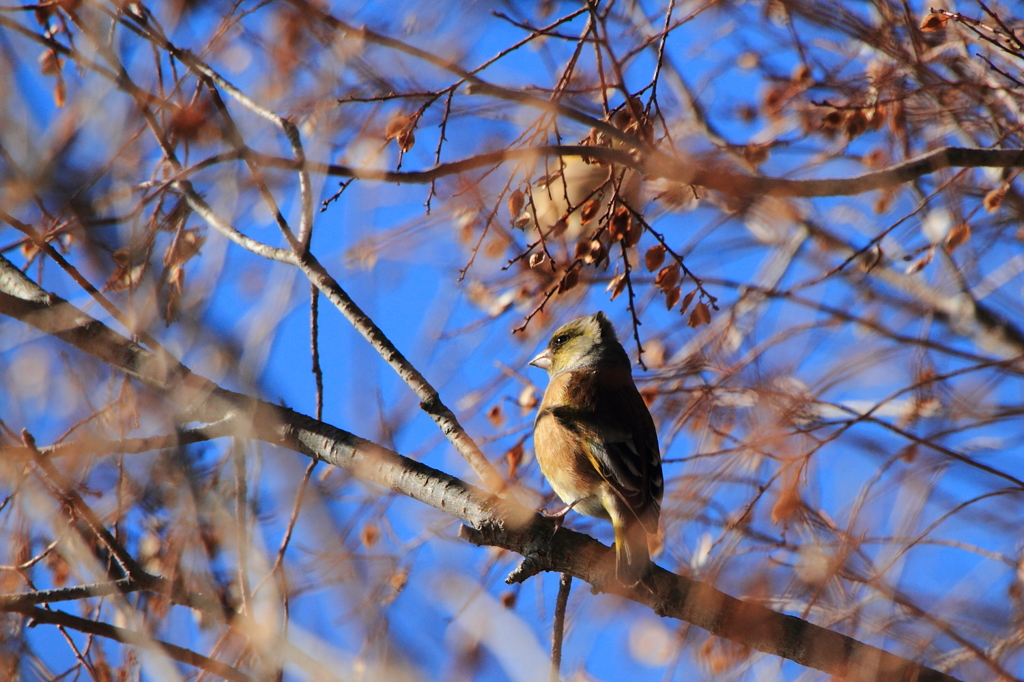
[548,400,662,532]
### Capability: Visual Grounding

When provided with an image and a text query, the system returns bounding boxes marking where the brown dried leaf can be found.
[904,246,935,274]
[580,198,601,225]
[397,129,415,152]
[680,290,696,315]
[506,441,523,479]
[518,385,538,412]
[771,483,802,526]
[170,101,215,142]
[623,216,643,248]
[859,244,883,272]
[551,217,569,238]
[700,638,751,675]
[688,301,711,328]
[821,109,843,131]
[38,49,62,76]
[609,206,630,242]
[585,239,606,265]
[664,285,681,310]
[791,63,812,86]
[558,267,579,293]
[888,101,906,134]
[844,109,868,140]
[486,404,504,428]
[984,187,1005,212]
[574,238,592,261]
[508,189,524,218]
[606,272,626,301]
[867,104,885,131]
[20,240,40,262]
[385,114,413,140]
[381,569,408,606]
[743,143,769,166]
[644,245,666,272]
[528,252,546,268]
[944,222,971,253]
[654,263,680,291]
[919,12,948,32]
[53,79,66,108]
[360,523,379,548]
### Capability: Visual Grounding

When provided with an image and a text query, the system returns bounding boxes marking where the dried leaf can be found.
[574,238,592,261]
[888,101,906,134]
[944,222,971,253]
[688,301,711,328]
[609,206,630,242]
[557,267,579,293]
[644,245,666,272]
[743,143,769,165]
[867,104,885,131]
[859,244,883,272]
[53,79,66,108]
[360,523,379,548]
[791,63,812,86]
[508,189,524,218]
[919,12,948,32]
[38,49,62,76]
[580,198,601,225]
[506,442,523,479]
[486,404,504,427]
[397,129,415,152]
[528,251,546,268]
[385,114,413,140]
[984,187,1005,212]
[380,569,408,606]
[164,269,182,324]
[584,239,606,265]
[169,101,214,141]
[821,109,843,131]
[844,109,868,140]
[654,263,680,291]
[606,272,626,300]
[550,217,568,238]
[664,285,681,310]
[518,385,538,412]
[623,215,643,248]
[771,483,801,526]
[904,246,935,274]
[680,290,696,315]
[700,638,751,675]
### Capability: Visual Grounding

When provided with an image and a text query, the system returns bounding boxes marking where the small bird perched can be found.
[529,312,663,586]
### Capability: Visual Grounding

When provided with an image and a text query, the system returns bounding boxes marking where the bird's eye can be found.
[552,334,570,347]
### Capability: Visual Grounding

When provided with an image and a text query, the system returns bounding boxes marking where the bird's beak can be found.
[529,348,553,370]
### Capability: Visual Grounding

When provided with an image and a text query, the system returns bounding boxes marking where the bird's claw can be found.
[540,500,581,537]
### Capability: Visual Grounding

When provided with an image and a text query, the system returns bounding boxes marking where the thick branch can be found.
[251,145,1024,198]
[459,523,963,682]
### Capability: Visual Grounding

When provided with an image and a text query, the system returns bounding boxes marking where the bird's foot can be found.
[540,500,581,536]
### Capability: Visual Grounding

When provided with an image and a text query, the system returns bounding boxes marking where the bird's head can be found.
[529,312,626,375]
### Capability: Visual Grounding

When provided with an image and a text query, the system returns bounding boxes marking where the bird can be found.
[529,311,663,586]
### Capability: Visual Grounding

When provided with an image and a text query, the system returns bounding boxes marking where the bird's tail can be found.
[612,516,652,587]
